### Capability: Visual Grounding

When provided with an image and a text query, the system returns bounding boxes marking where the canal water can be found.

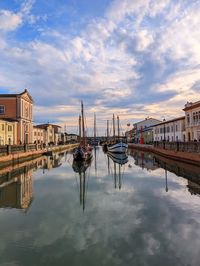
[0,148,200,266]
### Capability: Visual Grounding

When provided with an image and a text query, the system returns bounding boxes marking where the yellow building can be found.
[183,101,200,141]
[0,119,17,145]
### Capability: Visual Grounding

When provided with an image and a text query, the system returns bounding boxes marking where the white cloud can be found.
[0,10,22,31]
[135,29,154,51]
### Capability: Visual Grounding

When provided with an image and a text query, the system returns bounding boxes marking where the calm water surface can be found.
[0,148,200,266]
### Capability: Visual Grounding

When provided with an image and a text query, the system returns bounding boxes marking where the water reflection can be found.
[0,148,200,266]
[0,153,65,211]
[0,165,33,210]
[129,149,200,196]
[107,152,128,190]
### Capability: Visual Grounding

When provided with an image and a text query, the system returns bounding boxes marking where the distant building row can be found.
[0,90,77,145]
[126,100,200,143]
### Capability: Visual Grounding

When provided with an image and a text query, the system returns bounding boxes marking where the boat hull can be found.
[107,142,128,153]
[73,147,93,161]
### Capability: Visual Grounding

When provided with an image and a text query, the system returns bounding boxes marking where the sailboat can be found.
[73,101,93,161]
[107,114,128,153]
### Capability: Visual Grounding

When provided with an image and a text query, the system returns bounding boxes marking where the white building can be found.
[33,126,45,144]
[183,101,200,141]
[153,116,186,142]
[34,124,61,145]
[134,118,161,143]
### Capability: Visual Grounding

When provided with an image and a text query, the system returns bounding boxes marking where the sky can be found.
[0,0,200,135]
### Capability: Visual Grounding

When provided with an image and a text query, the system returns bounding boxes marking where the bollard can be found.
[7,145,11,155]
[24,144,28,152]
[176,141,179,152]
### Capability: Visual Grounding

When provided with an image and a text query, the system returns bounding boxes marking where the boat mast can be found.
[113,114,115,142]
[107,120,109,140]
[94,113,96,143]
[81,101,85,146]
[79,115,81,142]
[117,115,120,141]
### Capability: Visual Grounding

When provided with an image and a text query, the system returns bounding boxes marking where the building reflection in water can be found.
[0,165,33,211]
[107,152,128,190]
[129,149,200,196]
[0,152,65,211]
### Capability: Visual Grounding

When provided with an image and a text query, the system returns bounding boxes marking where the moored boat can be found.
[106,114,128,153]
[107,141,128,153]
[73,101,93,161]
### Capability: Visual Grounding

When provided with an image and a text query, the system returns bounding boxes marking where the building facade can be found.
[33,126,45,144]
[0,89,33,144]
[35,124,61,145]
[183,101,200,141]
[0,119,17,145]
[153,116,186,142]
[134,118,161,143]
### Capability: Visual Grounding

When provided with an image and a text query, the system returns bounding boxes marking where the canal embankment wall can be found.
[128,143,200,166]
[0,143,79,169]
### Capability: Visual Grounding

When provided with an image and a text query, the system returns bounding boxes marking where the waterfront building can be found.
[134,118,161,143]
[60,132,78,144]
[0,89,33,144]
[183,101,200,141]
[0,119,17,145]
[35,124,61,145]
[33,126,45,145]
[153,116,185,142]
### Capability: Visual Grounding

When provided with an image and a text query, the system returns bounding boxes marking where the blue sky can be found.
[0,0,200,135]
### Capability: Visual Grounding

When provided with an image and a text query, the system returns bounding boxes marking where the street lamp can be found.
[163,118,166,149]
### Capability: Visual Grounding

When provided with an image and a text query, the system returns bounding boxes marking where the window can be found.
[0,105,5,114]
[8,125,12,131]
[193,112,196,124]
[171,126,174,132]
[2,124,4,131]
[34,132,36,136]
[187,114,190,125]
[176,125,178,132]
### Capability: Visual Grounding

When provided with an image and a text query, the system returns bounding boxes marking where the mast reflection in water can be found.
[107,152,128,190]
[72,159,92,211]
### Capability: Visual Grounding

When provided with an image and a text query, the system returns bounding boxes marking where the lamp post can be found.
[163,118,166,149]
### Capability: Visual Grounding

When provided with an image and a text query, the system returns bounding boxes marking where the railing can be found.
[154,141,200,153]
[0,143,78,156]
